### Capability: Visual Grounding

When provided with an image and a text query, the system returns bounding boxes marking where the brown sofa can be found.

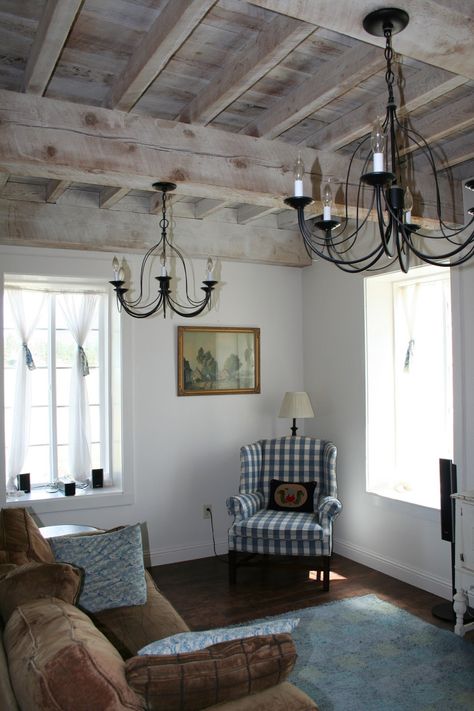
[0,508,318,710]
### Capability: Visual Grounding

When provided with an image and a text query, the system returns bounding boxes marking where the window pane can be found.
[24,445,51,486]
[31,368,49,407]
[56,329,75,368]
[30,407,50,446]
[90,442,101,469]
[56,406,69,444]
[57,444,70,478]
[56,368,71,406]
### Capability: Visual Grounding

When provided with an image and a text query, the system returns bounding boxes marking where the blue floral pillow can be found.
[138,617,299,656]
[49,524,147,613]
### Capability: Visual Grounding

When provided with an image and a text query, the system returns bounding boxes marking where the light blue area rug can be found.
[266,595,474,711]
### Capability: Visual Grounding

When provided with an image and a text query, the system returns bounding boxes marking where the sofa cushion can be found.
[49,523,147,613]
[0,561,83,624]
[4,598,143,711]
[126,633,297,711]
[138,618,299,656]
[0,507,54,565]
[92,571,189,659]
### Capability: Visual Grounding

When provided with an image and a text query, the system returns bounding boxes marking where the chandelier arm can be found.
[402,227,474,262]
[114,289,165,318]
[163,290,213,318]
[165,237,209,307]
[123,240,165,309]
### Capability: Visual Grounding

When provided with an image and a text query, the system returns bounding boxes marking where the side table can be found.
[453,491,474,636]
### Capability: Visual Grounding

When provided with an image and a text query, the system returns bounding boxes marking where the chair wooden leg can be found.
[228,550,237,585]
[322,555,331,592]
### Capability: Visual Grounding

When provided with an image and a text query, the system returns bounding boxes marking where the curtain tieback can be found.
[404,338,415,372]
[23,343,36,371]
[79,346,90,376]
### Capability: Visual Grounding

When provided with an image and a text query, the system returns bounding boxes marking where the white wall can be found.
[302,258,474,599]
[0,245,304,564]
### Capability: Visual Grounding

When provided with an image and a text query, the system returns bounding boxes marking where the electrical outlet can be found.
[203,504,212,519]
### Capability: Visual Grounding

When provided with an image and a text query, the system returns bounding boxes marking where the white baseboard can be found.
[334,537,452,600]
[145,538,228,568]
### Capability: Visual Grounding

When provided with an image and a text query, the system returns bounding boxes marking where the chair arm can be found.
[226,492,264,522]
[317,496,342,527]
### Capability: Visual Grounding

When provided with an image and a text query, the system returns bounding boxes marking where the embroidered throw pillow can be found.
[268,479,316,512]
[49,524,147,613]
[127,634,297,711]
[138,617,299,656]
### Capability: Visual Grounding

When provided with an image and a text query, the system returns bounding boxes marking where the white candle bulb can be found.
[160,253,167,277]
[322,182,333,221]
[206,257,214,281]
[404,187,413,224]
[371,117,385,172]
[112,256,120,280]
[293,152,304,197]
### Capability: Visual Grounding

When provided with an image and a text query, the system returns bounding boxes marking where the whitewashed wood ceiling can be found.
[0,0,472,266]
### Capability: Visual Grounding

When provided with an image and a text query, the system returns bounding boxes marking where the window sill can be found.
[3,485,134,514]
[366,488,440,523]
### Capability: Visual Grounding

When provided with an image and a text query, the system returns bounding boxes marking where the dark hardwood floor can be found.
[149,553,473,642]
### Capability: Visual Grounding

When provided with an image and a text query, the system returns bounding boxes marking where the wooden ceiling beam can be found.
[45,179,70,203]
[0,89,462,225]
[0,198,310,268]
[104,0,217,112]
[194,199,232,219]
[248,0,474,80]
[237,205,279,224]
[99,187,130,209]
[0,173,8,190]
[243,43,386,139]
[22,0,83,95]
[177,14,314,125]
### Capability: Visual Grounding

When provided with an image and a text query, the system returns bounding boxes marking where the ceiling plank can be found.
[22,0,83,95]
[248,0,474,80]
[45,179,70,203]
[99,186,130,209]
[104,0,218,112]
[308,68,467,151]
[244,43,386,139]
[177,13,314,125]
[0,89,462,225]
[399,94,474,158]
[0,198,310,268]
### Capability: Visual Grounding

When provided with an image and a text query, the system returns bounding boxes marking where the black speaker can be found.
[58,480,76,496]
[16,473,31,494]
[439,458,457,542]
[91,468,103,488]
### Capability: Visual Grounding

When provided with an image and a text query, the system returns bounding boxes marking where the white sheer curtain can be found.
[6,289,45,492]
[59,293,98,482]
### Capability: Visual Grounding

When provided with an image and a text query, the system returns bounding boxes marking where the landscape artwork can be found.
[178,326,260,396]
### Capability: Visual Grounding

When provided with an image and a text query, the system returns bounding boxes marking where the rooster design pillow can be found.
[268,479,316,513]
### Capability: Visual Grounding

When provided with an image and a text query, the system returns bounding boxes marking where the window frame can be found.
[0,256,134,513]
[365,265,453,509]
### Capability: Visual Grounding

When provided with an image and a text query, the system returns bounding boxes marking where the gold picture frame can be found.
[178,326,260,396]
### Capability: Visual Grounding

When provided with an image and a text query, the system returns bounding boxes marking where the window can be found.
[365,266,453,508]
[3,277,120,497]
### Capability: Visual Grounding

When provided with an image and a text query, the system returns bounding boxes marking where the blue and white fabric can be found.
[227,436,341,558]
[138,618,300,656]
[49,524,147,613]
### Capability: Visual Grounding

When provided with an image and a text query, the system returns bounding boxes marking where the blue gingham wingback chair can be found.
[226,436,341,589]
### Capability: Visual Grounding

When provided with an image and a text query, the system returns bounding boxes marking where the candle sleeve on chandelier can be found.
[206,257,214,281]
[322,182,333,220]
[404,187,413,223]
[293,152,304,197]
[371,117,385,172]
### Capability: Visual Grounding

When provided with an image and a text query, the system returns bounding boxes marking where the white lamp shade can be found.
[278,391,315,419]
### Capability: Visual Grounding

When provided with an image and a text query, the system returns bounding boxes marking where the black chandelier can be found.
[110,182,217,318]
[285,8,474,274]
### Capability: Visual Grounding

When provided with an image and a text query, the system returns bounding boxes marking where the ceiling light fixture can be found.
[285,8,474,273]
[110,182,217,318]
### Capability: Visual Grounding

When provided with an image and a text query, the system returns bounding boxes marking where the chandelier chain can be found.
[384,27,395,105]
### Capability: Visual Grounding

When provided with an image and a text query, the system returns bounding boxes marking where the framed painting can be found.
[178,326,260,396]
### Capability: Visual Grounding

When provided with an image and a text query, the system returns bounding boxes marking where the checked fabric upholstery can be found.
[226,436,341,589]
